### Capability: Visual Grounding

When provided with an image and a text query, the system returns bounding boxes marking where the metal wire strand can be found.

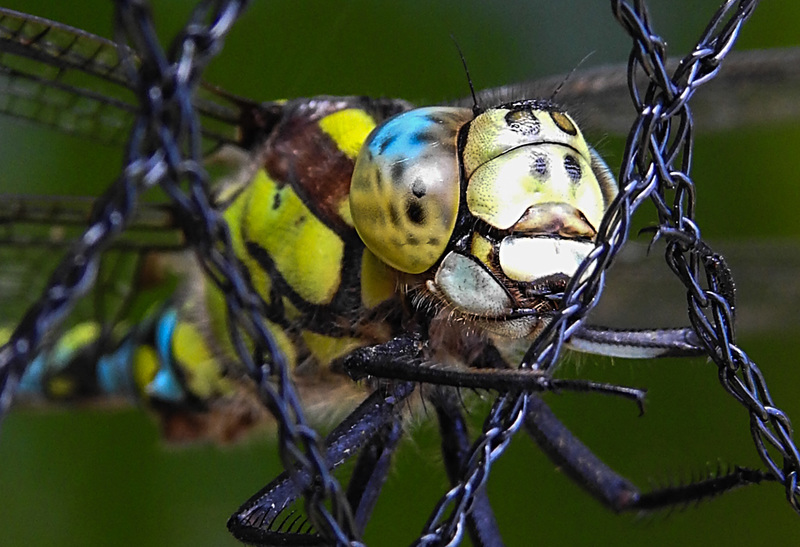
[1,2,799,546]
[0,0,359,544]
[414,0,800,543]
[112,1,359,543]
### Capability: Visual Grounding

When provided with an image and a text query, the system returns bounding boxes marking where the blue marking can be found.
[18,354,47,395]
[368,108,438,162]
[150,368,185,402]
[97,338,136,396]
[148,308,185,402]
[156,309,178,364]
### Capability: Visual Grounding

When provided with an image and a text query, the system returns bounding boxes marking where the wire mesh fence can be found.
[0,0,797,545]
[413,1,800,541]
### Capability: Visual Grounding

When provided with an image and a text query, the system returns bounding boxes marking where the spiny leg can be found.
[431,388,504,547]
[343,334,646,407]
[524,395,774,512]
[345,418,404,536]
[228,381,415,546]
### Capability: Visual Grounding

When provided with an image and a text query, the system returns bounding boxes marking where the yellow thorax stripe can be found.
[318,108,377,160]
[232,169,345,306]
[320,108,377,228]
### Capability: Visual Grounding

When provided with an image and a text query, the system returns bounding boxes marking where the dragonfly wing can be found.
[0,195,185,327]
[0,7,247,152]
[591,240,800,336]
[457,48,800,135]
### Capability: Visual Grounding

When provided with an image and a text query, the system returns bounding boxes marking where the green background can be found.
[0,1,799,545]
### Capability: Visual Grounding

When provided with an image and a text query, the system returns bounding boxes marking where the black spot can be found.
[406,233,420,245]
[391,162,407,184]
[532,154,549,176]
[389,203,400,225]
[411,179,426,198]
[405,199,425,225]
[505,107,540,136]
[272,191,282,210]
[563,155,582,182]
[410,130,438,146]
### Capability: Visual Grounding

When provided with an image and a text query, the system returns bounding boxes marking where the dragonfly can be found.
[1,3,800,547]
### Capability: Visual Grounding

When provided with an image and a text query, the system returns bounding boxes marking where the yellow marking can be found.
[201,286,301,376]
[360,248,396,309]
[0,327,10,345]
[302,330,364,367]
[319,109,376,159]
[244,170,344,305]
[283,297,303,322]
[267,319,299,371]
[337,196,354,227]
[223,181,273,305]
[53,323,100,363]
[470,233,495,268]
[204,284,236,360]
[133,346,159,394]
[172,321,234,398]
[214,175,248,208]
[205,276,300,373]
[48,375,75,398]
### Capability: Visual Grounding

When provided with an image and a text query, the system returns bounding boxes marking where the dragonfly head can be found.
[350,101,617,338]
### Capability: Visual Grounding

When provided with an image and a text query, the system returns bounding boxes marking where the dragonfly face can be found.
[1,1,800,547]
[351,102,616,339]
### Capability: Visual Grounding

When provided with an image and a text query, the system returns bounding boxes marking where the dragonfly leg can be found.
[524,395,773,512]
[342,335,646,409]
[345,417,404,536]
[227,381,415,546]
[431,388,504,547]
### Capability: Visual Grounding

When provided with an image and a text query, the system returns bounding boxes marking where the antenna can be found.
[451,35,481,116]
[551,51,595,101]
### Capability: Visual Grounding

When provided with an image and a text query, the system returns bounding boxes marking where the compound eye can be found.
[350,107,472,274]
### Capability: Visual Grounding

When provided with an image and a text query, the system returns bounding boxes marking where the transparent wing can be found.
[0,7,246,152]
[0,195,185,331]
[4,7,797,153]
[457,48,800,135]
[592,240,800,336]
[2,194,797,338]
[0,7,243,349]
[0,7,797,344]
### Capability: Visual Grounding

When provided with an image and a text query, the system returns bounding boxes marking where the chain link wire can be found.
[414,0,800,543]
[114,1,362,543]
[0,0,798,545]
[613,0,800,514]
[0,0,359,544]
